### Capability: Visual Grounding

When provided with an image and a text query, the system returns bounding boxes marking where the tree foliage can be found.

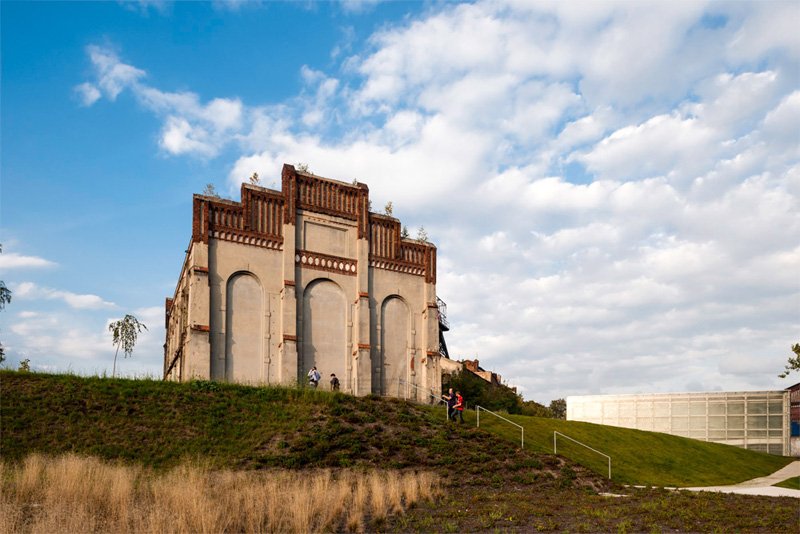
[384,201,393,216]
[401,225,409,238]
[442,367,558,417]
[0,244,10,363]
[549,398,567,419]
[248,172,261,186]
[109,315,148,377]
[778,343,800,378]
[416,226,428,242]
[202,183,221,198]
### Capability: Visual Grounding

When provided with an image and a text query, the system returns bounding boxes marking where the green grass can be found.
[773,476,799,490]
[3,370,798,533]
[426,407,793,487]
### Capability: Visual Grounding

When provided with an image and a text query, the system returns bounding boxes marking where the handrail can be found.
[476,405,524,448]
[553,431,611,479]
[397,379,440,403]
[397,379,446,420]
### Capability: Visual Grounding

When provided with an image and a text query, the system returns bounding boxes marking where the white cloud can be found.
[86,44,146,100]
[74,82,101,106]
[12,282,116,310]
[74,1,800,402]
[0,252,57,270]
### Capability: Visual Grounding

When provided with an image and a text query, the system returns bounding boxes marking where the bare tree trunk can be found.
[112,339,121,378]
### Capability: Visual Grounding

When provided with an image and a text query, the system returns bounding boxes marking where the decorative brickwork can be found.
[295,249,357,276]
[168,163,442,399]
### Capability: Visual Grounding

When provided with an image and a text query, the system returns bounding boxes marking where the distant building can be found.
[164,164,447,398]
[441,358,516,393]
[567,389,793,457]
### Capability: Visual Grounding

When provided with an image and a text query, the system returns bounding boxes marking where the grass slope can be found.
[0,371,594,480]
[436,408,793,486]
[3,371,798,533]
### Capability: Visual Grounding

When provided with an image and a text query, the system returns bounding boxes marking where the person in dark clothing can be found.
[330,373,340,391]
[442,388,455,420]
[453,391,464,423]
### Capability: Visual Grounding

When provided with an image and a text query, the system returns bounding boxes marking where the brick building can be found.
[164,164,444,397]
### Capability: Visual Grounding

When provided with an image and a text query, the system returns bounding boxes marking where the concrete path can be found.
[682,461,800,498]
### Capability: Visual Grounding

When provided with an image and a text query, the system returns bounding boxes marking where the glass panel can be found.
[748,415,768,429]
[637,418,653,430]
[768,401,783,414]
[768,416,783,429]
[603,403,618,418]
[672,417,688,430]
[619,418,635,427]
[690,417,706,430]
[747,401,767,414]
[708,430,726,439]
[619,403,635,417]
[653,417,670,430]
[672,403,688,416]
[728,403,744,415]
[585,404,601,418]
[708,403,726,415]
[653,403,670,417]
[747,443,768,453]
[769,429,784,437]
[637,402,653,417]
[748,429,767,438]
[727,416,744,429]
[672,430,688,437]
[689,430,706,438]
[768,444,784,455]
[708,416,725,430]
[690,403,706,416]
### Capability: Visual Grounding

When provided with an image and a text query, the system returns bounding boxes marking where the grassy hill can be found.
[2,371,798,533]
[443,409,793,487]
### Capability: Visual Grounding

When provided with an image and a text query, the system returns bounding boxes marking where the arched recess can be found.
[225,272,263,383]
[380,296,409,396]
[302,279,347,385]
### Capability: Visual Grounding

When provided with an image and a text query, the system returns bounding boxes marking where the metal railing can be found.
[554,431,611,479]
[476,405,524,448]
[397,379,440,404]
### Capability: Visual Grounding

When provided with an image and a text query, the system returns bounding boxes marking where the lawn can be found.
[422,406,793,487]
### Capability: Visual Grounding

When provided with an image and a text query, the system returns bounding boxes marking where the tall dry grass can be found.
[1,453,441,534]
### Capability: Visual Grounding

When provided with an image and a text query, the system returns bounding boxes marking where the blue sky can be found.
[2,0,798,403]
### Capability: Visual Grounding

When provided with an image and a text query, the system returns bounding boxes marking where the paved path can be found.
[682,461,800,498]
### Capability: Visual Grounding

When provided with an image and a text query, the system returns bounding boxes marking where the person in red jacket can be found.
[453,391,464,423]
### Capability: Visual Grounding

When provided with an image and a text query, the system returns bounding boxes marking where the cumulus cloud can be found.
[12,282,117,310]
[0,252,57,270]
[75,0,799,401]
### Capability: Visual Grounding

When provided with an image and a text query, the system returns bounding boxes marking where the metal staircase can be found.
[437,297,451,359]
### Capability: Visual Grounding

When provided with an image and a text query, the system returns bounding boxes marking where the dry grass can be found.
[1,453,441,534]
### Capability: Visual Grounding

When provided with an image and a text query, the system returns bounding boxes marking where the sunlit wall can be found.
[567,390,790,456]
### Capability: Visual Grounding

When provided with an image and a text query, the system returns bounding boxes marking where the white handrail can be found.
[553,431,611,479]
[476,405,524,449]
[397,379,440,403]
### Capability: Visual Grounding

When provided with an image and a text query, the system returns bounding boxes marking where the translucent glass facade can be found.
[567,390,790,456]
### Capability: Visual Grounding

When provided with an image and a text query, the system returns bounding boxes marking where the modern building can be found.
[164,164,448,398]
[567,389,793,456]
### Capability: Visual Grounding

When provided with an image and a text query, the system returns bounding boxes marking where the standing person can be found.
[330,373,340,391]
[454,391,464,423]
[442,388,455,420]
[307,366,320,388]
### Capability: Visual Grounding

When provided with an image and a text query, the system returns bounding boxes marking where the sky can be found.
[1,0,798,404]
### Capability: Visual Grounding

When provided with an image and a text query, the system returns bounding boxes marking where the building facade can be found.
[567,389,792,456]
[164,164,444,397]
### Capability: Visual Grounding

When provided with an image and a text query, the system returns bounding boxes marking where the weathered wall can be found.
[164,164,444,398]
